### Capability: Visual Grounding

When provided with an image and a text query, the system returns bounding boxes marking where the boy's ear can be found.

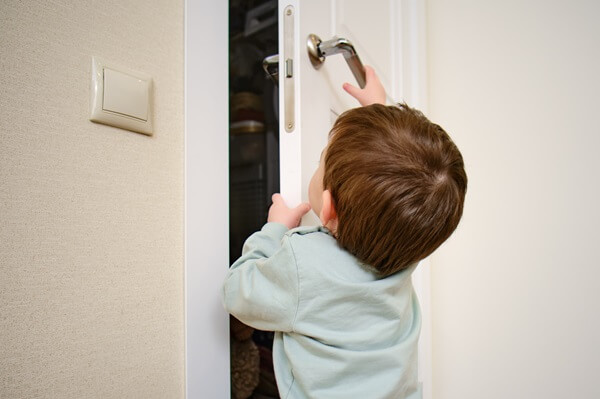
[319,190,338,226]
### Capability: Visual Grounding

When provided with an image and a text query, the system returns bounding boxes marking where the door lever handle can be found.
[307,34,366,89]
[262,54,279,85]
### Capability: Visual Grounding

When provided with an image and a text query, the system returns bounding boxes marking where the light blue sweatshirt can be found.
[223,222,422,399]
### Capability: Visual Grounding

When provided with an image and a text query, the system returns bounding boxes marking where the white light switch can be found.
[103,68,149,120]
[90,57,153,135]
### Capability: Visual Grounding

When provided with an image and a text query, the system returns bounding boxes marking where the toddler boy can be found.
[223,67,467,399]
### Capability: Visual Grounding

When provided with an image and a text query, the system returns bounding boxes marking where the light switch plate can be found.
[90,57,153,135]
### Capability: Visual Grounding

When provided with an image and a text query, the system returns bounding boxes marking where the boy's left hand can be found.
[268,194,311,229]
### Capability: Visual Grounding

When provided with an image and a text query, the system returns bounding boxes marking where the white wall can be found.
[427,0,600,398]
[0,1,184,397]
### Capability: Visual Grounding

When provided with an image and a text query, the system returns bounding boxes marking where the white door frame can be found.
[184,1,429,398]
[184,0,230,398]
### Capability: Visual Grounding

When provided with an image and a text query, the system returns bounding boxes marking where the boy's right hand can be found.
[267,194,311,230]
[343,65,386,106]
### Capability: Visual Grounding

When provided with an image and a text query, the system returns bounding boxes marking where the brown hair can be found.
[323,104,467,276]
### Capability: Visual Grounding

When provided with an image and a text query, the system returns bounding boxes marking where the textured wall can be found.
[0,1,184,398]
[427,0,600,398]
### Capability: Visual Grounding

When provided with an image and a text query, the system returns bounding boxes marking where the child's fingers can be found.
[291,203,311,224]
[271,193,283,203]
[343,82,361,98]
[294,202,311,215]
[364,65,376,81]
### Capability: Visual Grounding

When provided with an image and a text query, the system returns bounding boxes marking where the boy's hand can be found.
[268,194,311,230]
[343,65,386,106]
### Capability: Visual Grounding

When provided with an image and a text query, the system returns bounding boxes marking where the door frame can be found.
[184,1,429,398]
[184,0,230,397]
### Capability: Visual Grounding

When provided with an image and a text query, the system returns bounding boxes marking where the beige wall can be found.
[427,0,600,398]
[0,1,184,397]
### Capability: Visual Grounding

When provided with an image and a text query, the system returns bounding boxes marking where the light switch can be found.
[90,57,153,135]
[103,68,149,120]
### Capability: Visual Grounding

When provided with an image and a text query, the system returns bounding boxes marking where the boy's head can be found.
[309,104,467,276]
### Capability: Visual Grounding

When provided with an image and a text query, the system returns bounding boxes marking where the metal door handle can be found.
[307,34,366,88]
[262,54,279,85]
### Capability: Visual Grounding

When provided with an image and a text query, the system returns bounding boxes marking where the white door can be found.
[279,0,400,220]
[277,0,431,395]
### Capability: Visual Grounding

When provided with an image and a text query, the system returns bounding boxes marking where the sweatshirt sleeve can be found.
[222,222,299,332]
